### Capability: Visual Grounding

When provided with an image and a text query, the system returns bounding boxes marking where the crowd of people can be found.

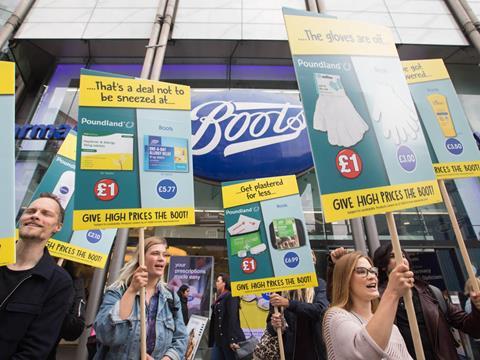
[1,193,480,359]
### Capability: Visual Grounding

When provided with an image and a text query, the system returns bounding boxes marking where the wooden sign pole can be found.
[385,212,425,360]
[139,228,147,360]
[274,306,286,360]
[438,180,480,292]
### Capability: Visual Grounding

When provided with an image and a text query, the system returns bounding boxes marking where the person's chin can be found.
[366,291,380,300]
[19,228,43,241]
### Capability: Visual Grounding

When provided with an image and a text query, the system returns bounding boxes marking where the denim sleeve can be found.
[94,287,135,347]
[164,293,188,360]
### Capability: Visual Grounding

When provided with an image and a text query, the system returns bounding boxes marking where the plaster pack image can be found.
[269,217,305,249]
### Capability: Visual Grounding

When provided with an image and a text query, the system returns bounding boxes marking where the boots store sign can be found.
[17,90,314,182]
[191,89,313,182]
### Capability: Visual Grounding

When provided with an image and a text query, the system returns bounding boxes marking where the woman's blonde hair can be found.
[110,236,168,289]
[330,251,378,312]
[464,277,480,295]
[281,288,315,303]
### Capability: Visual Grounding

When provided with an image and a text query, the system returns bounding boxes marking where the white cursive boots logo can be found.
[191,90,313,182]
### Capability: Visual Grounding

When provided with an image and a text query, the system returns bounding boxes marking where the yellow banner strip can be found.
[79,74,190,110]
[0,61,15,95]
[46,239,108,268]
[322,180,442,223]
[284,15,397,57]
[402,59,450,84]
[57,132,77,161]
[231,272,318,297]
[0,236,15,266]
[434,161,480,180]
[73,207,195,230]
[222,175,299,209]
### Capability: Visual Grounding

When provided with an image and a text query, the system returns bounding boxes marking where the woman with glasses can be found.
[322,251,413,359]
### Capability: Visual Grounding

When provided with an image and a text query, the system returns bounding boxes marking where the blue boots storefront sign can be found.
[191,89,314,182]
[17,90,316,182]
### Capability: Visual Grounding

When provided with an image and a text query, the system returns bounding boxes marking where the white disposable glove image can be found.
[370,82,420,145]
[313,73,369,147]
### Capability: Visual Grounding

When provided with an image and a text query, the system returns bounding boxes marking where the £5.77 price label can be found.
[336,149,363,179]
[94,179,119,201]
[157,179,177,200]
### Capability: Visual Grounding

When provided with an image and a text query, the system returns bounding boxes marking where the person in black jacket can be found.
[177,284,190,325]
[208,273,245,360]
[268,279,329,360]
[0,193,73,360]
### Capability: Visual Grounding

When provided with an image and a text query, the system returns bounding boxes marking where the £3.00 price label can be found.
[336,149,363,179]
[94,179,119,201]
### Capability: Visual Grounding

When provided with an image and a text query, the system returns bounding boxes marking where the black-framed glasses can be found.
[354,266,378,278]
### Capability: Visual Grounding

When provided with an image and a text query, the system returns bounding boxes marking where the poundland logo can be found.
[15,124,72,140]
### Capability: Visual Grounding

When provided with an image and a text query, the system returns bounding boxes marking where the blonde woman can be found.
[94,237,188,360]
[323,252,413,359]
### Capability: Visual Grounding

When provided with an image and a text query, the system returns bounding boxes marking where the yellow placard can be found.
[46,239,108,268]
[79,75,191,110]
[222,175,299,209]
[434,161,480,179]
[73,207,195,230]
[231,272,318,297]
[57,132,77,161]
[322,180,442,223]
[0,61,15,95]
[402,59,450,84]
[0,236,16,266]
[284,15,397,57]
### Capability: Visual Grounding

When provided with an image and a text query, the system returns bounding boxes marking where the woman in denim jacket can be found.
[94,237,188,360]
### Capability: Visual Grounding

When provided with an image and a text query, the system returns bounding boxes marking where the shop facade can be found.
[4,0,480,314]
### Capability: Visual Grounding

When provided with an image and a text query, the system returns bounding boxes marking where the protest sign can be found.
[0,61,15,265]
[184,315,209,360]
[222,175,318,296]
[28,132,116,267]
[282,9,441,358]
[167,256,213,318]
[283,8,441,223]
[403,59,480,179]
[403,58,480,294]
[73,69,194,230]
